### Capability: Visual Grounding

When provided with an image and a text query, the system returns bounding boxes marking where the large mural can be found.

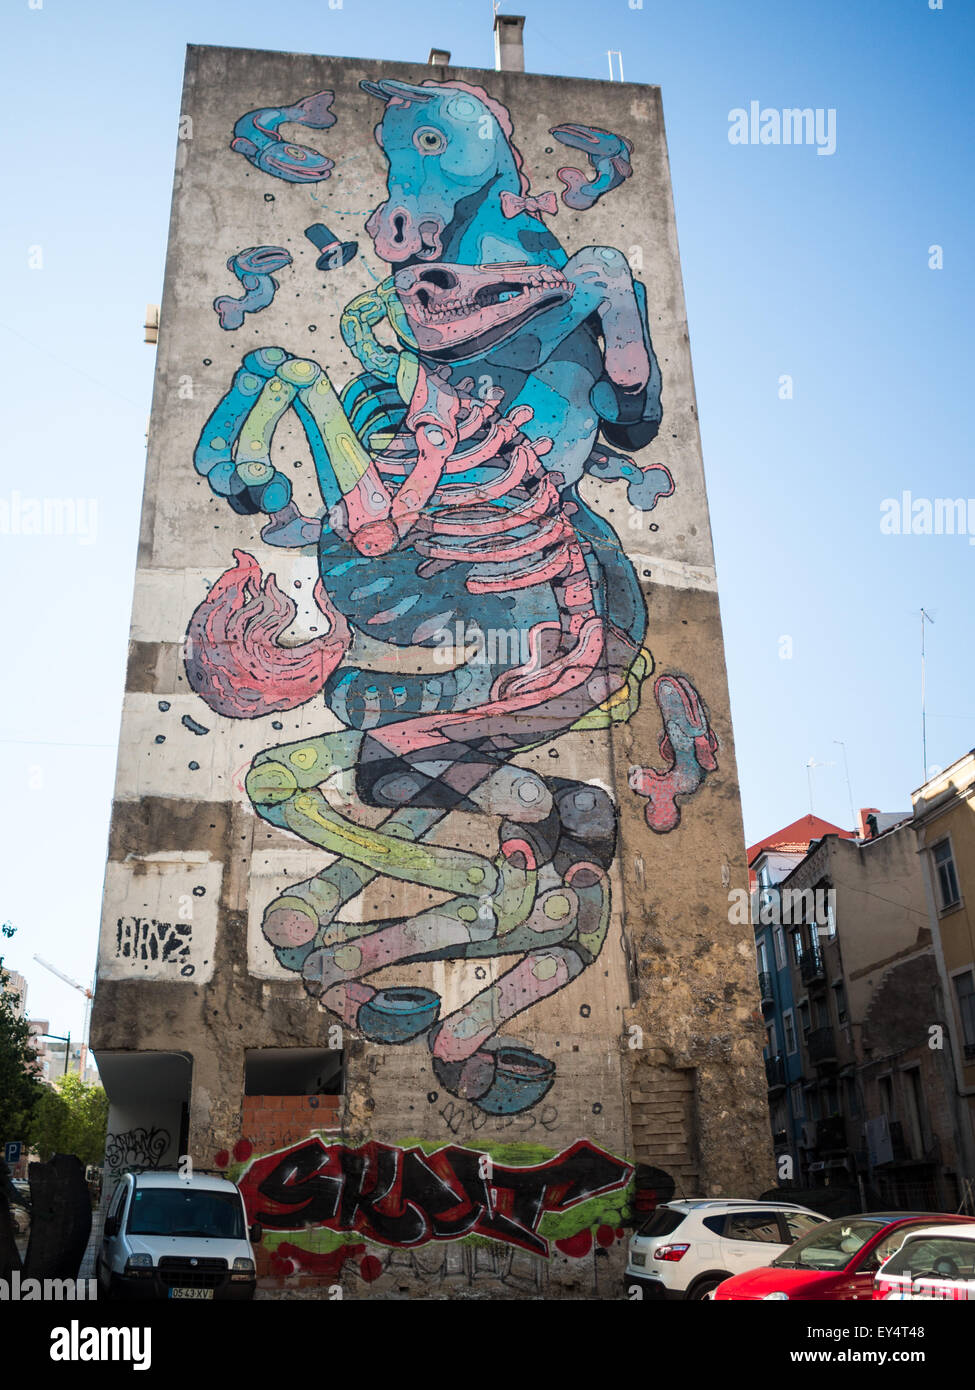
[184,77,719,1118]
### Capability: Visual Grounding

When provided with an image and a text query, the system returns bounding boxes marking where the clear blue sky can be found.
[1,0,972,1041]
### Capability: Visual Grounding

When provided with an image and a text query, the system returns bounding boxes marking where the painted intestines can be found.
[213,246,292,330]
[186,78,719,1115]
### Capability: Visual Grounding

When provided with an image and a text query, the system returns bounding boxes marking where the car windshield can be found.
[126,1187,245,1239]
[772,1218,884,1270]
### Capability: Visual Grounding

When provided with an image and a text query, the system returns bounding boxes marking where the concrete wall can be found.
[913,753,975,1179]
[92,42,771,1296]
[826,831,930,1031]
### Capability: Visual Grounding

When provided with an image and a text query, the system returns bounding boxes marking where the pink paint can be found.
[185,550,350,718]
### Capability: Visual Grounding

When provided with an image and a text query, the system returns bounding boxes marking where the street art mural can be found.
[213,246,292,330]
[236,1137,632,1259]
[185,78,719,1116]
[230,90,337,182]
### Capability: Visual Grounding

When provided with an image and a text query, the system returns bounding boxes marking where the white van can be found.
[96,1170,259,1300]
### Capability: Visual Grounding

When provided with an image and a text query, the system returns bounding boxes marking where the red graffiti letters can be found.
[238,1138,632,1257]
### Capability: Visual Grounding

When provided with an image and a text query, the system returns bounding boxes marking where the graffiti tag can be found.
[239,1138,631,1257]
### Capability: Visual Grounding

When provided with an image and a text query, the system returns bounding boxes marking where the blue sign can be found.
[4,1141,21,1165]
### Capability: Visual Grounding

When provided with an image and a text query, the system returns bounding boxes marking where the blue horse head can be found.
[361,78,565,271]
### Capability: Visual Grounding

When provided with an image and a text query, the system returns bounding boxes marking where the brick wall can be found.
[630,1065,700,1196]
[241,1094,342,1154]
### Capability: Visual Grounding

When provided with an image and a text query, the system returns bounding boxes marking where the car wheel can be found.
[689,1277,724,1300]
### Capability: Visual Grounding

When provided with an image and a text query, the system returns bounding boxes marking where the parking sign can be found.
[4,1142,21,1165]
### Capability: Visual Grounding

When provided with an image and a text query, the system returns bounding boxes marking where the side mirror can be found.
[249,1223,263,1245]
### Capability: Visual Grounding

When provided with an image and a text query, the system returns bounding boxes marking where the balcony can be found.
[807,1025,837,1065]
[758,971,774,1008]
[799,947,826,987]
[765,1054,786,1092]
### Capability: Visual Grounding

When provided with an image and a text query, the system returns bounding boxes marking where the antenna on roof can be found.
[921,608,934,781]
[833,740,856,834]
[805,758,834,815]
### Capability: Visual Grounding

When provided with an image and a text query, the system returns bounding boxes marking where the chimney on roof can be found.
[494,14,525,72]
[428,47,451,66]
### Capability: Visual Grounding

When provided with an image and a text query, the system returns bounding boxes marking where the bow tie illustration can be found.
[499,189,559,220]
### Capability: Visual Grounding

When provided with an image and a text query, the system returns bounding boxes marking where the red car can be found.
[713,1213,973,1300]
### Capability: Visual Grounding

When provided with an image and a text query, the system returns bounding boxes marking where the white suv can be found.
[625,1199,827,1300]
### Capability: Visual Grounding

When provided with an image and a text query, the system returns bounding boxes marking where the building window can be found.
[845,1077,860,1116]
[902,1066,926,1160]
[790,1083,803,1118]
[791,930,803,965]
[244,1047,344,1096]
[879,1074,895,1120]
[832,980,848,1026]
[798,1000,810,1036]
[783,1011,797,1054]
[953,969,975,1059]
[932,840,961,910]
[773,925,786,970]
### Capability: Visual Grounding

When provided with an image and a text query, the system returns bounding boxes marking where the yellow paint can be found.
[333,945,362,972]
[543,894,571,920]
[289,747,319,770]
[293,795,391,854]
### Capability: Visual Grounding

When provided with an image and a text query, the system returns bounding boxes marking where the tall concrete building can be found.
[92,29,772,1295]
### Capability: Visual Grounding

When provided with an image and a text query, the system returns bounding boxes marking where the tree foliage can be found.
[29,1074,109,1168]
[0,958,43,1145]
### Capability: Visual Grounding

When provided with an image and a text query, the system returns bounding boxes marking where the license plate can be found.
[170,1287,213,1299]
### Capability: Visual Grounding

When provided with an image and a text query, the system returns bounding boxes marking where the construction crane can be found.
[33,955,93,1079]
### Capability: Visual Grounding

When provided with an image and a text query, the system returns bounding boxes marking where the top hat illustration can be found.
[305,223,358,271]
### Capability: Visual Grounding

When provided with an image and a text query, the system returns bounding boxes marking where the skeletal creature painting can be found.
[185,78,719,1116]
